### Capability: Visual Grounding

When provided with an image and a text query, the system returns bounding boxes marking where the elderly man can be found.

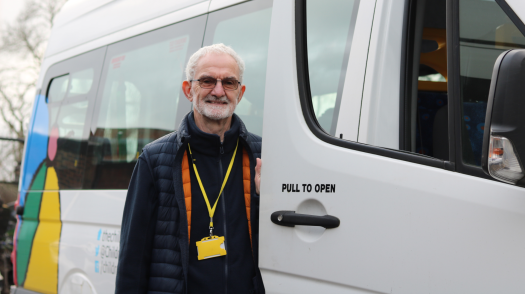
[116,44,264,294]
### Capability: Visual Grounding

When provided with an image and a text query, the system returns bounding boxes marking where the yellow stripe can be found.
[24,167,61,294]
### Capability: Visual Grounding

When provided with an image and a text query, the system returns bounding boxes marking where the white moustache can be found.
[203,95,229,104]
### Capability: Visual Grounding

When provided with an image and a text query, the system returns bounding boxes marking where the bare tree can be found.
[0,0,67,182]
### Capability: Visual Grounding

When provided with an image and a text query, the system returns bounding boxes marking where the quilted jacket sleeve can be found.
[116,153,158,293]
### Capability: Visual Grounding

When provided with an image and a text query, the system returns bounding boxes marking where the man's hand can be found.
[255,158,262,195]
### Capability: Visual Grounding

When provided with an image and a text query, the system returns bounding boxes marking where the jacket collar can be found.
[186,112,240,156]
[175,111,249,150]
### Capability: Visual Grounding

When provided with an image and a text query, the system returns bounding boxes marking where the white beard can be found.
[193,93,238,120]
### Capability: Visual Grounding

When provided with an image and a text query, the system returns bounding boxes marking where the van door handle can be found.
[271,210,340,229]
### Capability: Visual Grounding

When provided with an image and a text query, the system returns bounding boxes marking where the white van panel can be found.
[262,269,374,294]
[38,1,208,88]
[46,0,209,57]
[334,0,376,142]
[53,0,115,29]
[261,0,525,293]
[358,0,405,149]
[58,190,126,294]
[209,0,249,12]
[60,190,126,226]
[506,0,525,22]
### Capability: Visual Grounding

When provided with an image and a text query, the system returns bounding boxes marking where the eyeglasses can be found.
[190,77,241,90]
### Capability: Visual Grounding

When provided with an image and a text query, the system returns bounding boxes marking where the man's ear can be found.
[182,80,193,102]
[237,84,246,104]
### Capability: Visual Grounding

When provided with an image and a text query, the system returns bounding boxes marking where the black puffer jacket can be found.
[116,112,263,294]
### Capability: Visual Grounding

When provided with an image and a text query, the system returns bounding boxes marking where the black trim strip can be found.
[295,0,445,169]
[399,0,415,151]
[460,37,525,49]
[446,0,458,170]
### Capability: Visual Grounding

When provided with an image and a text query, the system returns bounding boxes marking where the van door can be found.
[259,0,525,293]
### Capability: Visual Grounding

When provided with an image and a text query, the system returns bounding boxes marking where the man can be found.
[116,44,264,294]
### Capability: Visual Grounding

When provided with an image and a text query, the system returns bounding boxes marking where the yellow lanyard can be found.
[187,139,239,234]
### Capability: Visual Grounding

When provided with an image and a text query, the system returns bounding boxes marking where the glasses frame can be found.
[189,77,241,91]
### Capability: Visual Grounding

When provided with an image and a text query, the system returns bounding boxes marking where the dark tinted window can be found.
[404,0,448,159]
[203,0,273,136]
[83,16,206,189]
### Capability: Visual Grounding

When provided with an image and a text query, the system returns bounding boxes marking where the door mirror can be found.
[482,50,525,185]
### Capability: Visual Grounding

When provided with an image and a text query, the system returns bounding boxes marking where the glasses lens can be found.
[222,78,238,90]
[199,78,216,89]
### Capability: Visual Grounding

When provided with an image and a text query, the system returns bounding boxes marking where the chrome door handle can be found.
[271,210,340,229]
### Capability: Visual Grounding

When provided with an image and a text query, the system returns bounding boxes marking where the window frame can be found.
[448,0,525,178]
[295,0,447,169]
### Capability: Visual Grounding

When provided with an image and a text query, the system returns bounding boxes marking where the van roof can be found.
[46,0,207,58]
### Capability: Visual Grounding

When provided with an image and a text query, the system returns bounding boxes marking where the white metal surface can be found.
[209,0,249,12]
[506,0,525,22]
[260,0,525,293]
[334,0,376,142]
[46,0,209,57]
[358,0,405,149]
[58,190,126,294]
[37,1,209,89]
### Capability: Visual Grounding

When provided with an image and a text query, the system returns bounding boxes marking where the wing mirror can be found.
[482,49,525,185]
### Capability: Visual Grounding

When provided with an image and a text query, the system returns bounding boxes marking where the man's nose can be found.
[210,80,226,96]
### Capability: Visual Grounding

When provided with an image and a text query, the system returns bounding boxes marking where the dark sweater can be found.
[186,113,255,294]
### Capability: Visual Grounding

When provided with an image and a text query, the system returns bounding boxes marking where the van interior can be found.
[409,0,524,165]
[407,0,450,160]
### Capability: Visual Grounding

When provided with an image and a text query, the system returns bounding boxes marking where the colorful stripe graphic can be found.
[16,163,46,285]
[15,91,63,293]
[24,167,61,293]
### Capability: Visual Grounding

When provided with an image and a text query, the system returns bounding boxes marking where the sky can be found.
[0,0,25,25]
[0,0,37,140]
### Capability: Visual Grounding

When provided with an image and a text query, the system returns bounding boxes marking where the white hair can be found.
[185,43,245,83]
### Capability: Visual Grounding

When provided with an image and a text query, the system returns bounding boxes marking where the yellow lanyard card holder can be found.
[196,235,227,260]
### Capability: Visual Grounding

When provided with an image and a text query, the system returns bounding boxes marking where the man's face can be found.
[184,53,246,120]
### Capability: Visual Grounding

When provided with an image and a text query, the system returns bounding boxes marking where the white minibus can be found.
[12,0,525,293]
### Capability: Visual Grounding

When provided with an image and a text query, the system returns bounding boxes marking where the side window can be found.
[458,0,525,167]
[203,0,273,136]
[306,0,359,135]
[47,69,95,189]
[83,16,207,189]
[298,0,525,171]
[20,49,105,191]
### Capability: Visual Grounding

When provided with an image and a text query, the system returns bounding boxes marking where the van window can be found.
[83,16,206,189]
[306,0,359,135]
[458,0,525,166]
[403,0,448,159]
[203,0,272,136]
[47,70,94,189]
[20,48,105,193]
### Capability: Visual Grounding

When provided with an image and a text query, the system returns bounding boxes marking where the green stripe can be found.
[17,163,46,286]
[16,220,38,286]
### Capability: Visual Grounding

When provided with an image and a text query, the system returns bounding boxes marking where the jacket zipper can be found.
[219,143,228,294]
